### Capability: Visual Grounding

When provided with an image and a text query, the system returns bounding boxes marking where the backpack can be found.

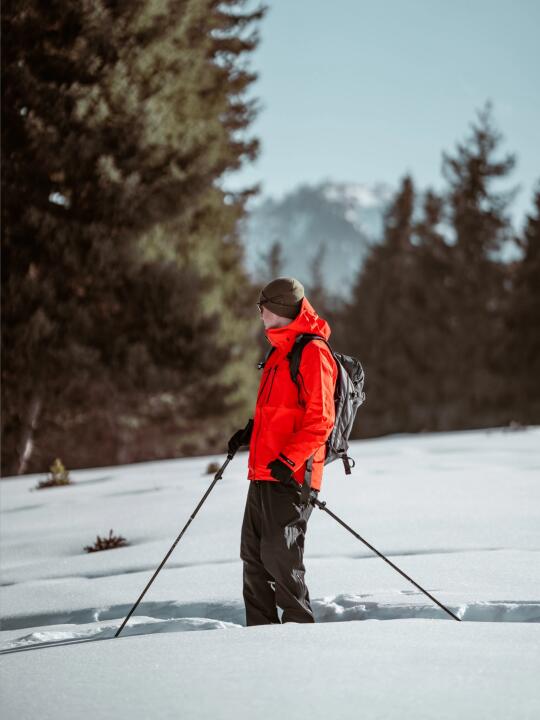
[258,333,366,477]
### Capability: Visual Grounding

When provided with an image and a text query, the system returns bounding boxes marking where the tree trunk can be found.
[17,393,42,475]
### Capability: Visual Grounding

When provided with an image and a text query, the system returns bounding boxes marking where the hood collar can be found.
[264,297,331,352]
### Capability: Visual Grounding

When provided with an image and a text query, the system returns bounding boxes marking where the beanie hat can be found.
[259,277,304,319]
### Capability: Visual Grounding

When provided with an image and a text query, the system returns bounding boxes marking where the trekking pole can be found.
[115,452,234,638]
[310,495,461,621]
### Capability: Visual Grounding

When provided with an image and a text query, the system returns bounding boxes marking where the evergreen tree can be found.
[441,102,517,427]
[506,185,540,422]
[337,176,417,436]
[330,107,520,438]
[306,243,330,312]
[256,240,284,281]
[1,0,266,473]
[405,189,456,429]
[306,241,348,348]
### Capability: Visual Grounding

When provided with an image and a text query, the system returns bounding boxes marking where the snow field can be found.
[1,427,539,718]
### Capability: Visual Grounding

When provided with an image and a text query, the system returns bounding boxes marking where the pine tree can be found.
[306,243,330,312]
[256,240,284,281]
[332,107,519,438]
[337,176,417,436]
[1,0,266,473]
[404,189,456,429]
[441,102,517,427]
[506,185,540,422]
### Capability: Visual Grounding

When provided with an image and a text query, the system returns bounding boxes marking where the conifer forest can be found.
[2,1,539,475]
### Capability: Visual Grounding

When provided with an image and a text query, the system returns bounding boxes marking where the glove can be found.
[267,457,300,489]
[227,418,254,456]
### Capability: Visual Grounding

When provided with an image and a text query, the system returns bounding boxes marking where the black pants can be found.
[240,479,317,626]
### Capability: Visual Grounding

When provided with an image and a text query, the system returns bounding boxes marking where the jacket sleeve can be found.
[278,341,337,470]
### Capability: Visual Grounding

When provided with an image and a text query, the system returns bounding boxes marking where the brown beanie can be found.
[259,277,304,319]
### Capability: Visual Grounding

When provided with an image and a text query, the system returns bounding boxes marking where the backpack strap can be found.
[286,333,331,404]
[287,334,334,495]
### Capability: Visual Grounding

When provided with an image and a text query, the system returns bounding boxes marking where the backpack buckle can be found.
[342,454,355,475]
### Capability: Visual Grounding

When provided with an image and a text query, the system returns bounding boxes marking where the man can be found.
[228,276,338,625]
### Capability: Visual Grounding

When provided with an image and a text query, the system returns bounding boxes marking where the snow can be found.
[1,427,540,719]
[322,181,393,209]
[47,191,68,207]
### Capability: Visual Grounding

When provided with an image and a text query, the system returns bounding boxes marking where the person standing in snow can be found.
[228,277,338,625]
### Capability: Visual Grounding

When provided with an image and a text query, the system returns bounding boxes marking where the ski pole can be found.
[115,452,234,638]
[310,496,462,622]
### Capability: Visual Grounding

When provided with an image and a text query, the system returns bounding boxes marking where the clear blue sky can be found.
[227,0,540,228]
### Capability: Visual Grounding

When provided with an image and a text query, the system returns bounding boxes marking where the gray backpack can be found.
[259,333,366,481]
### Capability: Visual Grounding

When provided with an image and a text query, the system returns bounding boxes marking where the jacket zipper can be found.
[253,365,271,472]
[265,365,278,404]
[253,364,278,474]
[256,365,272,402]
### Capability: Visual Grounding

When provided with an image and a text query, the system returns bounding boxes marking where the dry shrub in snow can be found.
[84,530,128,553]
[35,458,72,489]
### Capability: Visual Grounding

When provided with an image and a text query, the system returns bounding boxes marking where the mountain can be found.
[239,181,393,300]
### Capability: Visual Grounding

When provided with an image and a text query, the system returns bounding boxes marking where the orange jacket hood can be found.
[264,297,331,353]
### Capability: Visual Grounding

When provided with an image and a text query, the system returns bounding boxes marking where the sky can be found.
[226,0,540,229]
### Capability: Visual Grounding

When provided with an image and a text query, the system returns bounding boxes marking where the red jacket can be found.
[247,297,338,491]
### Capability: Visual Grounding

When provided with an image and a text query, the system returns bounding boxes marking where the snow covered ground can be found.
[1,427,539,719]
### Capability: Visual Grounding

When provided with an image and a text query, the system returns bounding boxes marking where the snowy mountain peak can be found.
[240,180,392,299]
[321,181,393,209]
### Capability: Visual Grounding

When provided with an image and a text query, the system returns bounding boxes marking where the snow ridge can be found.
[2,595,539,654]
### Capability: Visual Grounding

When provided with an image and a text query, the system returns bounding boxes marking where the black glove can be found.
[228,418,254,456]
[267,457,300,489]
